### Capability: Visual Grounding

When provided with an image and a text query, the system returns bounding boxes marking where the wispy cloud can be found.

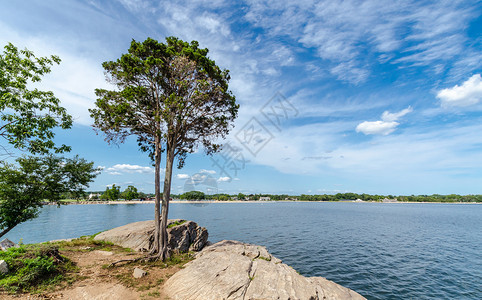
[437,74,482,107]
[244,1,480,84]
[199,169,216,174]
[106,164,154,175]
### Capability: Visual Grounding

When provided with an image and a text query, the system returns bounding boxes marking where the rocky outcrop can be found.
[0,238,16,251]
[0,260,8,274]
[93,219,208,253]
[163,240,366,300]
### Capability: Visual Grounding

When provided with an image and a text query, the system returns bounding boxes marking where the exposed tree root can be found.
[108,257,145,267]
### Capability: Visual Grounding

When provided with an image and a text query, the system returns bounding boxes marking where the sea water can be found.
[4,202,481,299]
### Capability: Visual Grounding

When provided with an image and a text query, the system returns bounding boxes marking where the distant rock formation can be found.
[163,240,366,300]
[94,219,208,253]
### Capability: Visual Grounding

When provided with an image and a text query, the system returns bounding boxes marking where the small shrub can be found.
[0,244,77,293]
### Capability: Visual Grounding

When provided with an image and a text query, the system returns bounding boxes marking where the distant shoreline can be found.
[51,200,481,205]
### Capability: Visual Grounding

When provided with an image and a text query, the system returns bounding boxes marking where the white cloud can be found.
[200,169,216,174]
[356,121,399,136]
[437,74,482,107]
[176,174,190,179]
[356,107,412,135]
[217,176,231,182]
[106,164,154,175]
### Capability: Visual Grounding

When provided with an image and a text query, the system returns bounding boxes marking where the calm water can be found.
[4,202,481,300]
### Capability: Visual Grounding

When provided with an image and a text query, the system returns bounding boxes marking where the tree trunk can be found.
[159,145,175,261]
[151,135,162,255]
[0,225,14,239]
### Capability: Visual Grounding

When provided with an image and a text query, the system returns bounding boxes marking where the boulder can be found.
[94,219,208,253]
[163,240,366,300]
[133,267,147,278]
[0,260,8,274]
[0,238,17,251]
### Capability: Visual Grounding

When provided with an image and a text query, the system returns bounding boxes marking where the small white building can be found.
[259,196,271,201]
[88,193,101,200]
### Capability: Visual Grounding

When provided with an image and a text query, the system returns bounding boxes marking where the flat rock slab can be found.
[163,240,366,300]
[94,219,208,253]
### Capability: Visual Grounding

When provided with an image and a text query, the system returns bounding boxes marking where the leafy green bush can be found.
[0,244,75,293]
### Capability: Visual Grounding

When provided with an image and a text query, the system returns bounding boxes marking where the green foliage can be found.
[180,190,205,200]
[90,36,239,164]
[0,43,72,155]
[49,235,119,253]
[101,184,120,200]
[167,220,186,228]
[121,185,139,200]
[0,155,99,237]
[0,244,76,293]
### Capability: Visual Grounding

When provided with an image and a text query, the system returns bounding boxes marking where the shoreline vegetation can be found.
[51,199,482,205]
[63,191,482,204]
[77,185,482,205]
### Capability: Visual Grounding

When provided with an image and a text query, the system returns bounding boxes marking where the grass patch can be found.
[137,284,153,291]
[0,244,78,293]
[112,252,193,290]
[148,291,161,297]
[254,256,271,262]
[167,220,187,228]
[46,234,132,253]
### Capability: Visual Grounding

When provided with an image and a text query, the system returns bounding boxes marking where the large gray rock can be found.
[94,219,208,253]
[0,260,8,274]
[0,238,17,251]
[163,240,366,300]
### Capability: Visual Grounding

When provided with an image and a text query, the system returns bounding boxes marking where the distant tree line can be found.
[79,185,151,201]
[169,191,482,203]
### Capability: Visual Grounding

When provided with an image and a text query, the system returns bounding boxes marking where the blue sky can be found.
[1,0,482,195]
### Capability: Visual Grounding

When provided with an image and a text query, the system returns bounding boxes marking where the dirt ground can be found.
[0,243,188,300]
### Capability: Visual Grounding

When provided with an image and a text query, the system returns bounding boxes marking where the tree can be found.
[0,155,99,238]
[181,191,205,200]
[101,184,120,200]
[121,185,139,200]
[0,43,72,156]
[90,37,238,260]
